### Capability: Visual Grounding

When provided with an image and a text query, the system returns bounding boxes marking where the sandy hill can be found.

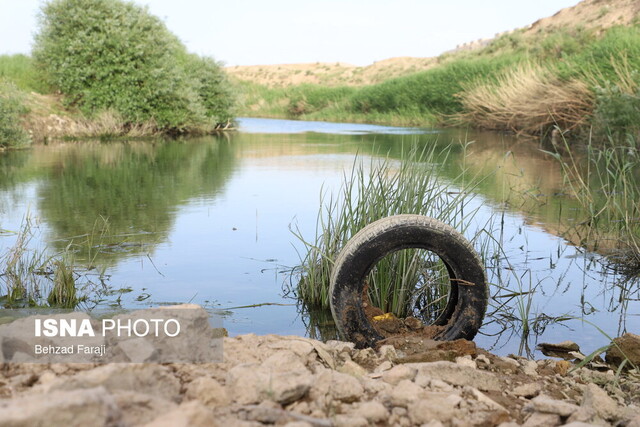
[226,0,640,87]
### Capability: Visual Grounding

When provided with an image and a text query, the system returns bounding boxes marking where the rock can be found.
[580,383,619,421]
[354,401,389,423]
[537,341,581,359]
[407,394,461,424]
[524,395,580,417]
[310,369,364,404]
[227,363,312,405]
[262,350,308,372]
[419,378,454,392]
[511,382,542,398]
[606,333,640,367]
[406,361,502,391]
[522,412,562,427]
[113,391,177,426]
[142,401,215,427]
[521,360,539,377]
[239,400,284,423]
[455,355,477,369]
[326,340,355,354]
[374,360,393,373]
[390,379,425,407]
[464,386,508,412]
[267,338,315,358]
[628,415,640,427]
[554,360,572,376]
[353,348,378,370]
[381,364,417,385]
[378,345,397,361]
[48,364,181,402]
[338,360,368,378]
[185,377,230,407]
[0,386,121,427]
[333,414,369,427]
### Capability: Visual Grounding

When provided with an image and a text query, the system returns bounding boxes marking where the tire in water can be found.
[329,214,488,348]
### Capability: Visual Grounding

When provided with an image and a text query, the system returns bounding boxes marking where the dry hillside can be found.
[226,0,640,88]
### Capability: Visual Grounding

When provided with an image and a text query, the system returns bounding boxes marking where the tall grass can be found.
[457,63,594,135]
[0,216,117,308]
[544,133,640,274]
[350,56,518,118]
[291,143,483,318]
[0,79,31,148]
[0,54,45,93]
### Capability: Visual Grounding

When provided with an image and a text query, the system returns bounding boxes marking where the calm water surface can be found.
[0,117,637,357]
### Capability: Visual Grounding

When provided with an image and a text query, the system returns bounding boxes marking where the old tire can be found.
[329,214,488,348]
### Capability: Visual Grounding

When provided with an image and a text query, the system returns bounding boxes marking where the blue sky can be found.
[1,0,581,66]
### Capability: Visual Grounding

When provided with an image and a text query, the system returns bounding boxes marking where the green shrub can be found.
[593,76,640,137]
[183,55,236,126]
[0,80,31,148]
[33,0,234,133]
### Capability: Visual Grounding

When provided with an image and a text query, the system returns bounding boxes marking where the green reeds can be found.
[0,216,120,309]
[544,131,640,274]
[291,143,482,318]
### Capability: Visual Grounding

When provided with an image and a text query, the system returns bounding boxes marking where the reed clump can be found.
[291,144,482,318]
[457,64,594,136]
[0,216,120,308]
[545,133,640,274]
[71,109,160,139]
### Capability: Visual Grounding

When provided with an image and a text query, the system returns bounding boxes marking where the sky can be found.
[1,0,582,66]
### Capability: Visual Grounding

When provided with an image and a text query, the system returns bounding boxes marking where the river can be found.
[0,117,637,357]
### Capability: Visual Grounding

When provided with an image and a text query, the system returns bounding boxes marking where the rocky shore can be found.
[1,332,639,427]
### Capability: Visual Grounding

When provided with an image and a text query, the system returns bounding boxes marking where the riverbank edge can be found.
[4,92,234,149]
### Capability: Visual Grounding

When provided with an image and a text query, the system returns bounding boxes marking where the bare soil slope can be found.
[226,0,640,88]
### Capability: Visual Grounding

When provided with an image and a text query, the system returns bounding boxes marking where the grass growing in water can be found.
[291,143,483,318]
[0,216,128,309]
[544,132,640,274]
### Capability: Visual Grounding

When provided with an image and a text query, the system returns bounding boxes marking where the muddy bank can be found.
[1,332,639,427]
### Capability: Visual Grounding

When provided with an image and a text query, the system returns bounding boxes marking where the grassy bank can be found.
[237,24,640,140]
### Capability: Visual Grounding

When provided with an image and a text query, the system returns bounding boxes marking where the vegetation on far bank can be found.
[237,23,640,142]
[0,0,236,148]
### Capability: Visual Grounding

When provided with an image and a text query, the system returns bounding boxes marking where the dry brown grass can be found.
[72,110,159,138]
[456,64,594,135]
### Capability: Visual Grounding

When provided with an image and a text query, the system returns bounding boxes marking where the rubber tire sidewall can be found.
[329,214,488,348]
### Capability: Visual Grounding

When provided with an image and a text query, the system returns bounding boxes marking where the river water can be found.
[0,117,637,357]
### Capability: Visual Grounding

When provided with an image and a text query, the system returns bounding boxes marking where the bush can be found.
[593,73,640,138]
[182,54,236,126]
[0,80,31,148]
[33,0,234,133]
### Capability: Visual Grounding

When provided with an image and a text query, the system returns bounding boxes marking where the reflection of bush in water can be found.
[37,137,236,264]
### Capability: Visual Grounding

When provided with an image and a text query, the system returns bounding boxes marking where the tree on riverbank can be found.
[32,0,235,134]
